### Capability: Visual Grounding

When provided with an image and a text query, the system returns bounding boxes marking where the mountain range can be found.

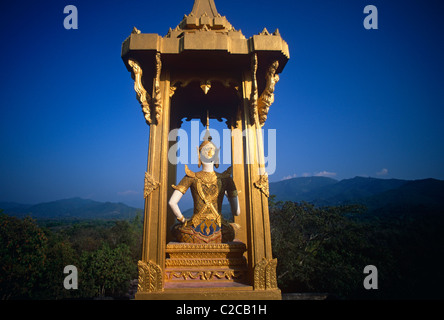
[0,197,141,220]
[2,176,443,220]
[270,176,444,217]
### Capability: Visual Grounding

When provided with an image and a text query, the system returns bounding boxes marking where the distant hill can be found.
[0,201,32,211]
[269,176,444,216]
[361,178,444,216]
[270,176,408,205]
[268,176,338,202]
[1,197,141,220]
[3,177,443,220]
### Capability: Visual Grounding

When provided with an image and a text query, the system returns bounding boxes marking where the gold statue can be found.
[168,127,240,244]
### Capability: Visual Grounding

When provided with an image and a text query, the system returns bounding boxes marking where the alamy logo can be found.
[168,121,277,174]
[63,265,78,290]
[363,265,378,290]
[63,5,78,30]
[363,5,378,30]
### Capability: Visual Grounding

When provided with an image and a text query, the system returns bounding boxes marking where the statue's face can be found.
[200,143,217,164]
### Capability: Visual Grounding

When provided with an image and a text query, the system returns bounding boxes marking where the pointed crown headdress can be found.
[198,111,219,168]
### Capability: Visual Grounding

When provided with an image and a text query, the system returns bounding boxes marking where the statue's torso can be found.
[172,166,237,243]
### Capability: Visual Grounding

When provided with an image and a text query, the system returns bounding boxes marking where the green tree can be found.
[79,242,136,298]
[269,199,382,298]
[34,231,79,299]
[0,213,48,299]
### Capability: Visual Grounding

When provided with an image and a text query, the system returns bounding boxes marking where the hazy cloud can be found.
[282,171,337,180]
[314,171,337,178]
[377,168,388,176]
[282,173,298,180]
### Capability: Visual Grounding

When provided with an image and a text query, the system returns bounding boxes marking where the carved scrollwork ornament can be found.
[137,260,163,292]
[257,60,280,126]
[253,257,278,290]
[169,86,177,98]
[254,173,269,198]
[128,59,152,125]
[165,270,245,282]
[152,52,163,124]
[144,172,160,198]
[250,53,259,125]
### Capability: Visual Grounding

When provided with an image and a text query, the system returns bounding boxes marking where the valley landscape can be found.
[1,176,444,299]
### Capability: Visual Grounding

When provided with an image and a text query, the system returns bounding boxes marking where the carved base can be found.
[164,241,248,284]
[135,241,281,300]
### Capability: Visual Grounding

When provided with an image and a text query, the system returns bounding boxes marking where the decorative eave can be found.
[121,0,289,72]
[121,0,290,126]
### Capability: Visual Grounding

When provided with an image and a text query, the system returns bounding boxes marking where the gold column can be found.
[240,66,278,292]
[136,66,172,297]
[231,108,248,247]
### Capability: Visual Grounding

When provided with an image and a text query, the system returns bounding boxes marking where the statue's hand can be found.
[177,215,186,224]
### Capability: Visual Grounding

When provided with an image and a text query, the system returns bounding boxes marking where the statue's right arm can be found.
[168,189,186,223]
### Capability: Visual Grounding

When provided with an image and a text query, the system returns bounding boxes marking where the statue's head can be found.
[198,136,219,168]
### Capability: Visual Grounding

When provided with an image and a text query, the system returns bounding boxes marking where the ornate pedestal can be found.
[135,241,281,300]
[164,242,248,285]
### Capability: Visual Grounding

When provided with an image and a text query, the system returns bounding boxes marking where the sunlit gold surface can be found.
[172,166,236,229]
[144,172,160,198]
[128,59,152,124]
[123,0,288,300]
[258,61,280,126]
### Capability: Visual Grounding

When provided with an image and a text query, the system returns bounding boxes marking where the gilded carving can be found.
[259,28,270,35]
[176,0,234,32]
[250,53,258,125]
[128,59,152,125]
[253,258,278,290]
[169,86,177,98]
[164,240,248,284]
[165,270,245,281]
[172,77,238,90]
[259,27,280,36]
[169,252,230,259]
[144,172,160,198]
[254,173,269,197]
[266,258,278,289]
[137,260,163,292]
[152,52,162,123]
[165,257,245,267]
[258,60,279,126]
[254,258,268,290]
[200,80,211,94]
[166,242,246,252]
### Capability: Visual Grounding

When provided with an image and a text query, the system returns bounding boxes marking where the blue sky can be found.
[1,0,443,209]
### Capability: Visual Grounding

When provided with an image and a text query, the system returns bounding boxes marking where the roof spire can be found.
[169,0,237,35]
[190,0,219,18]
